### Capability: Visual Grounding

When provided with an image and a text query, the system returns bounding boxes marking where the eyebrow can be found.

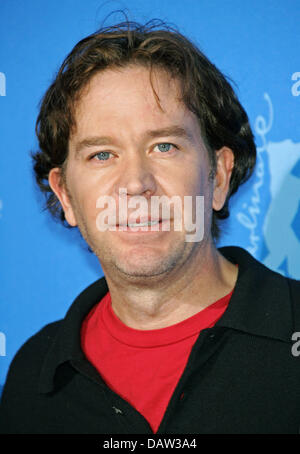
[146,126,195,142]
[74,125,195,155]
[74,136,113,154]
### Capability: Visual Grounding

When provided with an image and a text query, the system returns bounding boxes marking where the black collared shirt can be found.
[1,246,300,434]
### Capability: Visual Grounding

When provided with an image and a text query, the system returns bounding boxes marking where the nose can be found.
[117,153,157,198]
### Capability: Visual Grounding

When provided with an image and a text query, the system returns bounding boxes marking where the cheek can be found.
[187,165,214,223]
[183,165,209,196]
[68,176,100,225]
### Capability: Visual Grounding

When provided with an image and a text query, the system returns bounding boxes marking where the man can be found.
[1,20,300,435]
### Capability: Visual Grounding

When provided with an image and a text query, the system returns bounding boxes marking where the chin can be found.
[113,252,181,279]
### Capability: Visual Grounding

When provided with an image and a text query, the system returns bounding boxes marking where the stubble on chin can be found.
[73,203,209,283]
[79,224,189,280]
[94,238,204,286]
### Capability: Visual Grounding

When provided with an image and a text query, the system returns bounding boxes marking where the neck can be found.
[102,241,238,330]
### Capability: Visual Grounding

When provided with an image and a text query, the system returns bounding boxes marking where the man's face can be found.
[50,65,218,279]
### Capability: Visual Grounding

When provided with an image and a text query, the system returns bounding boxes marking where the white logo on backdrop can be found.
[263,140,300,278]
[0,332,6,357]
[0,72,6,96]
[291,72,300,97]
[237,93,300,279]
[236,93,272,256]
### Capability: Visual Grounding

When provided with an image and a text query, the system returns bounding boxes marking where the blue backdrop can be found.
[1,0,300,392]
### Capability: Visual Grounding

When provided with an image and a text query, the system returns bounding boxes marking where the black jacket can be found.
[1,246,300,434]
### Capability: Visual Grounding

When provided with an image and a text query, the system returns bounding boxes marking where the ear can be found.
[48,167,77,227]
[212,147,234,212]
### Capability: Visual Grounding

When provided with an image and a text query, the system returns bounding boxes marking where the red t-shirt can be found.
[81,290,232,433]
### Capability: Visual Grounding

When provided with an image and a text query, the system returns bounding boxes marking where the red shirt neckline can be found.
[99,290,233,348]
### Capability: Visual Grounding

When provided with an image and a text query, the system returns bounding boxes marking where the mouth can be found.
[115,218,171,232]
[122,219,160,228]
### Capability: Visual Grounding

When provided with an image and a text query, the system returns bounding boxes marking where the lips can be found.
[112,218,174,233]
[117,217,161,227]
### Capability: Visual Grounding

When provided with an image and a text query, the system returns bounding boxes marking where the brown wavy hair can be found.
[32,19,256,241]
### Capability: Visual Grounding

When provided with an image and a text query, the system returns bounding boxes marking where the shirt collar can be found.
[216,246,293,342]
[38,246,293,394]
[38,277,109,393]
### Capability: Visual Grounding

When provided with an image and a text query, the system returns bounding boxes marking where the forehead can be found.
[77,64,181,111]
[71,65,201,140]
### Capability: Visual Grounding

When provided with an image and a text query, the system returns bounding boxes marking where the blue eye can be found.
[94,151,111,160]
[156,143,172,152]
